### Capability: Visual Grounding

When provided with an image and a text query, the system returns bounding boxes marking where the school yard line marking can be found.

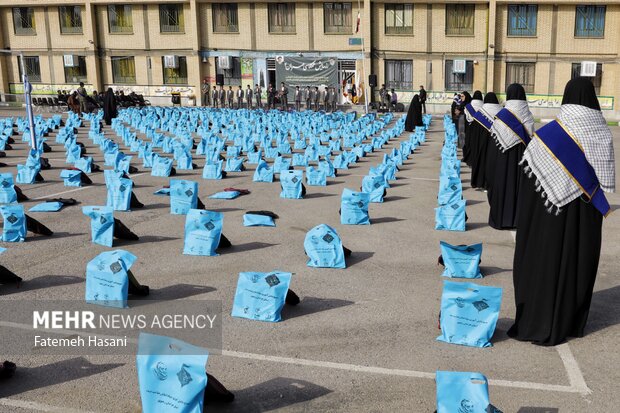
[0,321,589,395]
[27,172,148,200]
[0,398,94,413]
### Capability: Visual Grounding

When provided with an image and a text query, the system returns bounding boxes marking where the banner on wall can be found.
[275,57,339,90]
[253,59,268,90]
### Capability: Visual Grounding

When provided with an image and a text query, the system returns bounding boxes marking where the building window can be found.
[160,4,184,33]
[446,4,474,36]
[575,6,605,38]
[571,63,602,95]
[507,5,537,36]
[18,56,41,83]
[216,57,242,85]
[324,2,352,34]
[385,4,413,35]
[385,60,413,90]
[59,6,82,34]
[64,56,87,83]
[108,5,133,33]
[163,56,188,85]
[269,3,296,33]
[445,60,474,91]
[112,56,136,84]
[506,62,535,93]
[13,7,36,36]
[212,4,238,33]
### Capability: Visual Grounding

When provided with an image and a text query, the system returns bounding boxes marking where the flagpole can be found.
[357,0,369,114]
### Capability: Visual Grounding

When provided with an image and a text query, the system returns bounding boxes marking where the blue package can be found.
[253,160,274,183]
[151,155,174,177]
[231,271,292,322]
[273,156,291,173]
[209,191,240,200]
[279,170,303,199]
[16,164,40,184]
[224,157,244,172]
[202,160,224,180]
[361,174,387,203]
[0,173,17,204]
[305,166,327,186]
[136,332,209,413]
[440,241,483,279]
[176,151,193,170]
[292,153,308,167]
[304,224,346,269]
[29,201,63,212]
[243,213,275,227]
[74,157,93,173]
[116,154,133,174]
[436,371,491,413]
[85,249,137,308]
[183,209,223,256]
[435,200,466,231]
[82,206,115,247]
[340,188,370,225]
[170,180,199,215]
[247,150,262,164]
[107,177,133,211]
[437,280,502,348]
[0,204,27,242]
[60,169,83,187]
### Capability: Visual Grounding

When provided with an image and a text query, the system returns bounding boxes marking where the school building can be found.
[0,1,618,118]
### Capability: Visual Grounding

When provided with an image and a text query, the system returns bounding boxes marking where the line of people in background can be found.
[58,83,148,115]
[200,80,340,112]
[378,84,427,113]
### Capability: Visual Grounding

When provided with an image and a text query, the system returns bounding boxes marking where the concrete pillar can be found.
[84,2,102,91]
[486,0,497,93]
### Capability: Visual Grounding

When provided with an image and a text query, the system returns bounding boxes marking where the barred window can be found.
[324,2,352,34]
[446,4,474,36]
[13,7,36,36]
[160,4,184,33]
[269,3,296,33]
[59,6,82,34]
[64,56,87,83]
[112,56,136,84]
[385,60,413,90]
[571,63,602,95]
[163,57,188,85]
[445,60,474,91]
[18,56,41,83]
[575,6,605,38]
[507,5,537,36]
[108,5,133,33]
[505,62,535,93]
[213,4,238,33]
[385,4,413,35]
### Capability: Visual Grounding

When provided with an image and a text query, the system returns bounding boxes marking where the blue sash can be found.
[495,108,530,145]
[535,120,610,217]
[473,110,493,131]
[464,103,477,120]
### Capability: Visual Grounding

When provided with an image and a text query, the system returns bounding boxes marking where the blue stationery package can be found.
[29,201,63,212]
[437,281,502,348]
[152,155,173,177]
[340,188,370,225]
[137,332,209,413]
[183,209,223,256]
[82,206,114,247]
[332,154,348,170]
[439,242,483,279]
[318,158,336,178]
[304,224,346,269]
[264,147,279,159]
[104,150,121,167]
[16,164,40,184]
[225,157,244,172]
[202,160,224,180]
[0,204,27,242]
[65,143,81,164]
[306,166,327,186]
[231,271,292,322]
[176,151,193,170]
[170,180,198,215]
[437,186,463,207]
[74,157,93,173]
[85,250,136,308]
[243,213,275,227]
[247,150,262,164]
[226,145,241,158]
[362,174,387,203]
[435,200,466,231]
[0,173,17,204]
[253,160,274,183]
[107,178,133,211]
[280,170,304,199]
[273,156,291,173]
[292,153,308,167]
[154,187,171,196]
[436,371,490,413]
[209,191,240,200]
[60,169,83,187]
[115,154,133,174]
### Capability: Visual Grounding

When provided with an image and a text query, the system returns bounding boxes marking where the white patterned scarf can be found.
[522,104,615,214]
[478,103,502,131]
[491,100,535,151]
[464,99,483,123]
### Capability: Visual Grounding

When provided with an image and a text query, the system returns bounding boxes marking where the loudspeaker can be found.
[216,74,224,86]
[368,74,377,88]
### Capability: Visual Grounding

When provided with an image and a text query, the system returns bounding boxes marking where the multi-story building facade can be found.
[0,1,617,117]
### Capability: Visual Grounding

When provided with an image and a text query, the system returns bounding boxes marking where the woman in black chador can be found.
[462,91,483,166]
[404,94,423,132]
[487,84,534,229]
[103,88,118,126]
[469,92,501,189]
[508,78,615,346]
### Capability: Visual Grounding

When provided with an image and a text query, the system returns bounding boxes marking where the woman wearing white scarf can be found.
[470,92,501,189]
[508,78,615,346]
[487,84,534,229]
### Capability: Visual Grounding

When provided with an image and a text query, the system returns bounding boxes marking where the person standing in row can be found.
[379,84,388,111]
[103,87,117,126]
[245,85,253,109]
[419,85,427,114]
[254,84,262,108]
[470,92,501,189]
[201,79,210,107]
[77,82,88,114]
[280,82,289,110]
[462,90,484,166]
[304,86,311,110]
[508,77,615,346]
[323,86,331,112]
[227,86,234,109]
[212,85,219,108]
[218,86,226,108]
[267,84,274,109]
[329,86,338,112]
[294,86,302,111]
[236,86,244,109]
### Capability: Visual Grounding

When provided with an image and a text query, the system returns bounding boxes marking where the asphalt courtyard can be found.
[0,108,618,412]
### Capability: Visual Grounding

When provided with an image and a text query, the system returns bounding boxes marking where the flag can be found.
[355,12,361,34]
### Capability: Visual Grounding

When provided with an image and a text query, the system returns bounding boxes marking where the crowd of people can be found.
[378,84,427,114]
[56,83,149,116]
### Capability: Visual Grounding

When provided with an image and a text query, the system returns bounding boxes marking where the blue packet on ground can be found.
[107,177,133,211]
[82,206,115,247]
[340,188,370,225]
[280,170,303,199]
[253,160,274,183]
[85,249,137,308]
[306,166,327,186]
[170,180,199,215]
[243,213,275,227]
[29,201,64,212]
[0,173,17,204]
[183,209,223,256]
[440,241,483,279]
[209,191,240,200]
[231,271,292,322]
[60,169,83,187]
[304,224,346,269]
[436,371,491,413]
[0,204,26,242]
[435,200,466,231]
